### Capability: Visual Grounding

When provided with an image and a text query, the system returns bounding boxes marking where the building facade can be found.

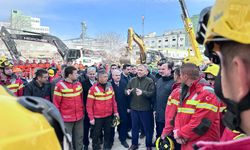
[11,10,49,33]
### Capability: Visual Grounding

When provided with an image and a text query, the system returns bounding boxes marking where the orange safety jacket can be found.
[174,78,221,150]
[161,83,181,137]
[0,76,24,96]
[53,80,84,122]
[87,83,118,121]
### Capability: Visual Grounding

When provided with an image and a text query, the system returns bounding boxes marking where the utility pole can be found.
[142,15,145,39]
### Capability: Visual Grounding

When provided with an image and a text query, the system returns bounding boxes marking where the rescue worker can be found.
[38,59,45,69]
[53,66,84,150]
[86,69,119,150]
[154,63,174,143]
[81,67,97,150]
[48,69,55,82]
[111,69,130,148]
[79,61,84,71]
[194,1,250,149]
[13,67,28,86]
[45,59,50,69]
[24,69,51,101]
[24,59,31,79]
[203,63,220,86]
[126,64,155,150]
[0,56,24,96]
[161,67,182,150]
[174,63,220,150]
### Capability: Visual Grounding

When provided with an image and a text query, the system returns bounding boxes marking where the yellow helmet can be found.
[0,95,72,150]
[203,63,220,76]
[48,69,55,77]
[0,56,13,69]
[156,136,174,150]
[205,0,250,45]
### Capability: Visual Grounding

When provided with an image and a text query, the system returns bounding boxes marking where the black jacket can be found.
[155,76,174,123]
[126,76,155,111]
[81,78,94,106]
[111,80,130,113]
[24,79,52,101]
[121,73,131,85]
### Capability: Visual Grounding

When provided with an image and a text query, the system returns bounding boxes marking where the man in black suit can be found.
[81,67,97,150]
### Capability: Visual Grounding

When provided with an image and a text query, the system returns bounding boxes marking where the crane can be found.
[178,0,203,65]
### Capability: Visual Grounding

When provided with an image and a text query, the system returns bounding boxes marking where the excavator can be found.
[120,27,164,65]
[0,26,80,62]
[178,0,204,66]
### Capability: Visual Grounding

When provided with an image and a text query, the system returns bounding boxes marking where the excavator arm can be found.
[178,0,203,65]
[0,26,73,61]
[127,28,147,64]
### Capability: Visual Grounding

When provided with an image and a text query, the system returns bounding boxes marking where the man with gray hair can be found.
[111,69,130,148]
[81,67,97,150]
[126,64,155,150]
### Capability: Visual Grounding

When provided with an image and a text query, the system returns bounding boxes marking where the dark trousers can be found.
[92,116,112,150]
[156,121,165,138]
[111,110,129,143]
[64,118,84,150]
[131,110,153,147]
[83,114,90,146]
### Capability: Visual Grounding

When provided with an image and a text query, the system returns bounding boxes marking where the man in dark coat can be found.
[24,69,51,101]
[81,67,97,150]
[111,69,130,148]
[154,63,175,144]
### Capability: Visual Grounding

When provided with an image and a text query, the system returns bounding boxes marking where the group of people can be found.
[2,1,250,150]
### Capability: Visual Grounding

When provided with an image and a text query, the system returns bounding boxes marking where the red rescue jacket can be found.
[53,80,84,122]
[0,76,24,96]
[161,83,181,137]
[174,78,221,150]
[87,83,118,121]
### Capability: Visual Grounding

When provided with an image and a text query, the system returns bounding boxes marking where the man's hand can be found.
[126,88,134,95]
[176,138,187,144]
[114,113,120,119]
[136,88,142,96]
[173,129,179,139]
[90,119,95,125]
[127,109,131,113]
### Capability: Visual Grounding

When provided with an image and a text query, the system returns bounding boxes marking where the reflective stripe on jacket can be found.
[175,78,221,150]
[87,83,118,121]
[53,80,84,122]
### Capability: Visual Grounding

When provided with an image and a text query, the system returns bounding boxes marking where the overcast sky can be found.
[0,0,215,39]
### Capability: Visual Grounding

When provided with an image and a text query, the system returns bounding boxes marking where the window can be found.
[158,40,162,43]
[165,45,168,48]
[180,44,183,47]
[180,38,184,41]
[158,46,161,48]
[152,41,155,43]
[165,39,168,42]
[172,39,176,41]
[172,45,175,47]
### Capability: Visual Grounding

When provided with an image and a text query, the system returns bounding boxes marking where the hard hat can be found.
[13,68,22,73]
[48,69,54,77]
[0,96,72,150]
[0,56,13,69]
[156,136,174,150]
[205,0,250,46]
[111,115,120,127]
[203,63,220,77]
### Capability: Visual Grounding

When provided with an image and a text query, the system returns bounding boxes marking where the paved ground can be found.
[87,131,157,150]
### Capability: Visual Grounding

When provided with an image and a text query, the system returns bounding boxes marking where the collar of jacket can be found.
[161,75,173,81]
[172,82,181,91]
[33,79,45,88]
[63,79,78,84]
[137,76,146,80]
[189,77,210,92]
[97,82,112,92]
